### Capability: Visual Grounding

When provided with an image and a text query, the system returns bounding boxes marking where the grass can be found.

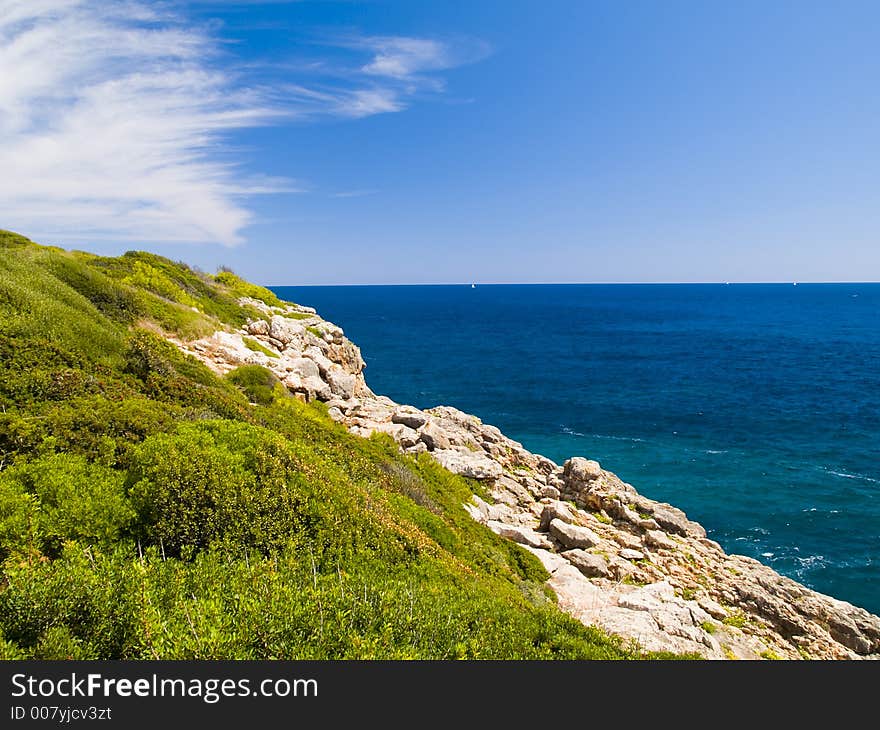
[701,620,717,634]
[306,326,324,338]
[242,336,280,358]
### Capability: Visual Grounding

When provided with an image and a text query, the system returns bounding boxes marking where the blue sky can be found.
[3,0,879,284]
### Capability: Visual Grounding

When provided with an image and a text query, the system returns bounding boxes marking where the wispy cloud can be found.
[0,0,290,245]
[331,189,378,199]
[360,36,452,79]
[0,3,487,246]
[275,33,489,119]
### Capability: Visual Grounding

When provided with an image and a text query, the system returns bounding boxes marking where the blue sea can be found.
[271,283,880,616]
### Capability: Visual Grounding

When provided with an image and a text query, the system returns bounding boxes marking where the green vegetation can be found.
[225,365,285,406]
[0,230,678,660]
[760,649,782,660]
[700,621,717,634]
[242,336,280,359]
[214,270,284,308]
[722,611,749,629]
[306,325,324,338]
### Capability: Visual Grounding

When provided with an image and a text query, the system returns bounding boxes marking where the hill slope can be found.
[0,230,663,660]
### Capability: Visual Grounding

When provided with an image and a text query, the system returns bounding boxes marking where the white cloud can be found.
[0,3,489,246]
[339,88,405,117]
[0,0,283,246]
[361,37,451,79]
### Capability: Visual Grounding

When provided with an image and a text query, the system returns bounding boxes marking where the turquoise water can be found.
[271,283,880,615]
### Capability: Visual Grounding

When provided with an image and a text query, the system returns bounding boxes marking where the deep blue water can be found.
[271,283,880,615]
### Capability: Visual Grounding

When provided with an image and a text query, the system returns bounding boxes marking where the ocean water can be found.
[271,283,880,615]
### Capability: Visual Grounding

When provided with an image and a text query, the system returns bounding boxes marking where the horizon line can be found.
[266,280,880,287]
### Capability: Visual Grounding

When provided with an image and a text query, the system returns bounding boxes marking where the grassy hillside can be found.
[0,230,676,659]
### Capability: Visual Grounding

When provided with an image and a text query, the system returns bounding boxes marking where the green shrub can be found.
[225,365,283,405]
[214,271,284,307]
[127,421,311,555]
[42,396,182,468]
[122,260,198,307]
[0,479,39,559]
[0,544,141,657]
[32,625,91,660]
[41,252,140,323]
[0,229,36,248]
[0,453,134,556]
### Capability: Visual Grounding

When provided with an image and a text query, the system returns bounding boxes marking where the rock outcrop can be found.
[174,302,880,660]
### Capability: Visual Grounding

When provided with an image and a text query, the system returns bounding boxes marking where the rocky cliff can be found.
[175,297,880,660]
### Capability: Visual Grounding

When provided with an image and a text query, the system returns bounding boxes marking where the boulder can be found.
[539,485,561,500]
[494,475,534,506]
[563,457,602,487]
[303,346,335,376]
[301,375,331,402]
[611,531,644,551]
[246,319,269,336]
[282,373,302,390]
[649,504,707,539]
[548,518,600,549]
[644,530,678,551]
[326,367,357,399]
[619,548,646,562]
[286,357,320,380]
[522,545,570,574]
[479,424,504,444]
[538,501,578,531]
[698,597,728,621]
[608,556,636,580]
[392,407,428,430]
[269,315,305,345]
[486,502,519,523]
[562,549,610,578]
[486,521,553,550]
[326,340,367,375]
[374,422,421,448]
[433,449,503,481]
[419,421,451,451]
[326,397,358,414]
[547,563,607,613]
